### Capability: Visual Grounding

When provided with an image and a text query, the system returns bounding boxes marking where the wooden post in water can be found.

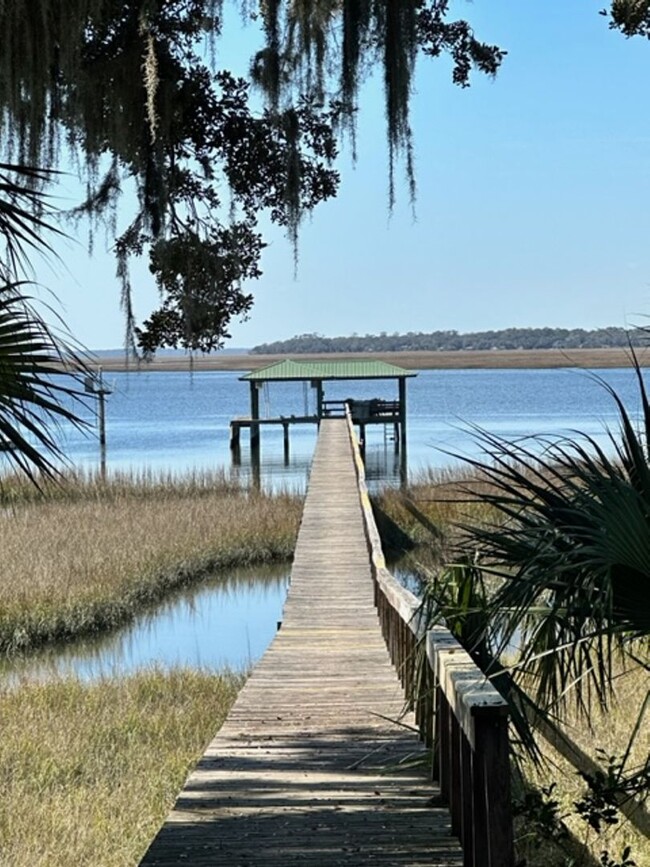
[249,381,260,462]
[84,366,111,480]
[313,379,324,424]
[251,443,261,491]
[97,368,107,480]
[282,420,290,464]
[398,376,407,487]
[230,423,241,465]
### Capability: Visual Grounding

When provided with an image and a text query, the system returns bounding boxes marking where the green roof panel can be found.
[240,359,416,382]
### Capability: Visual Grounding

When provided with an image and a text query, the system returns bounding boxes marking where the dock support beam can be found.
[250,381,261,462]
[229,423,242,465]
[283,421,290,464]
[398,377,407,487]
[314,380,324,424]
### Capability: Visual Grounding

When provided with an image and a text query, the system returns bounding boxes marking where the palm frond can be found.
[442,363,650,723]
[0,281,89,485]
[0,163,64,279]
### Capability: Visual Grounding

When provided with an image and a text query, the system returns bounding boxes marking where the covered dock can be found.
[229,358,416,478]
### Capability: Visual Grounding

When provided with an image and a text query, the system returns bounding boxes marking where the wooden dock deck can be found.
[140,419,462,866]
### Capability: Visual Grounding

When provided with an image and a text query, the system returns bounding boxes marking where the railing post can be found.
[472,709,513,867]
[438,690,451,802]
[409,630,417,705]
[461,732,474,866]
[450,715,462,839]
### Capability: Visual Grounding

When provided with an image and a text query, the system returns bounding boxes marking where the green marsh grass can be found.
[0,469,302,653]
[0,668,243,866]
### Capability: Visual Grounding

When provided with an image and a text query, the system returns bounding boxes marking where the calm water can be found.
[25,365,650,488]
[3,564,289,682]
[4,365,646,679]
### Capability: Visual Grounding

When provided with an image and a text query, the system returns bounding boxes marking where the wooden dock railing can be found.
[346,409,515,867]
[322,397,401,420]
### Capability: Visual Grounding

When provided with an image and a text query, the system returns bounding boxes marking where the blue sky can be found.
[40,1,650,350]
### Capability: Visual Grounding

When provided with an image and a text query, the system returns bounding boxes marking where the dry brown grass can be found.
[90,348,649,372]
[375,466,499,560]
[0,668,243,867]
[515,659,650,866]
[0,470,302,652]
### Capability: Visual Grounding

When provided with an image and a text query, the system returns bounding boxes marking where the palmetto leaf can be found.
[0,161,89,483]
[0,163,64,279]
[439,363,650,724]
[0,282,88,484]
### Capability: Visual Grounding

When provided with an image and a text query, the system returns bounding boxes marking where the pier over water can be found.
[141,418,512,866]
[230,359,416,486]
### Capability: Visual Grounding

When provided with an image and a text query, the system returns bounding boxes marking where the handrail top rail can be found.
[343,408,514,865]
[375,566,421,632]
[427,628,508,748]
[322,398,400,405]
[344,405,509,750]
[372,566,509,745]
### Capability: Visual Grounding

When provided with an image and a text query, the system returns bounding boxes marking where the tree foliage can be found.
[0,1,504,354]
[605,1,650,37]
[0,2,341,352]
[0,3,635,355]
[435,360,650,728]
[251,326,640,354]
[416,361,650,829]
[252,0,505,205]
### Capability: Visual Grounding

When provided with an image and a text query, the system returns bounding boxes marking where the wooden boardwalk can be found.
[141,419,462,866]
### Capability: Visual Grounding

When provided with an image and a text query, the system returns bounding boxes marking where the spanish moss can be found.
[0,1,503,354]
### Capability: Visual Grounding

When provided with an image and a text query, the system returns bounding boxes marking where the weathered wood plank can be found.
[140,419,462,866]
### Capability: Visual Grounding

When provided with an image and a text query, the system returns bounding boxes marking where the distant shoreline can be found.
[90,347,646,372]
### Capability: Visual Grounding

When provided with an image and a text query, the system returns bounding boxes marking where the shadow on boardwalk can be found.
[148,726,460,866]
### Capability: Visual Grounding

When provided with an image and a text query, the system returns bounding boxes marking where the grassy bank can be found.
[0,668,243,867]
[374,467,497,569]
[0,471,302,654]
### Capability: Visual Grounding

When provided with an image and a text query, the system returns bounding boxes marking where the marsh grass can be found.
[374,467,502,572]
[514,660,650,866]
[0,470,302,653]
[398,466,500,522]
[0,667,244,867]
[0,466,243,505]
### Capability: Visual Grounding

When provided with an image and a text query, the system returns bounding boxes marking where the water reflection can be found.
[364,442,403,490]
[1,563,290,683]
[391,564,423,596]
[229,447,314,492]
[229,436,402,493]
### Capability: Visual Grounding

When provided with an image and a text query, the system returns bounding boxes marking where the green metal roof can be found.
[240,358,416,382]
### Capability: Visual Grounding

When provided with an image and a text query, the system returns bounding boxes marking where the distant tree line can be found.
[251,327,642,355]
